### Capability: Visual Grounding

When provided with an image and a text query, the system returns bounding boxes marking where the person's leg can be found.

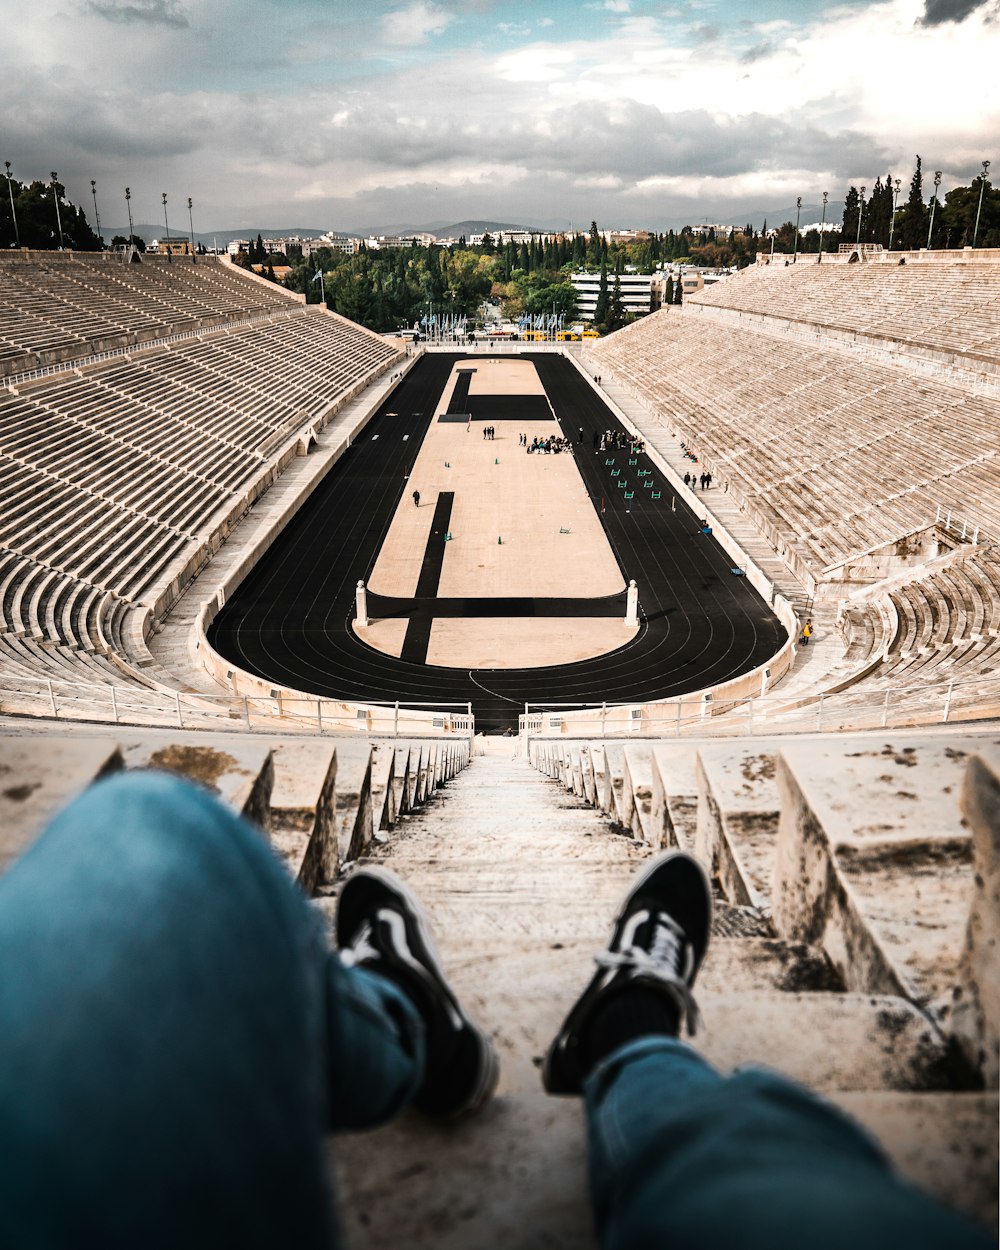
[0,770,422,1250]
[546,851,992,1250]
[585,1038,992,1250]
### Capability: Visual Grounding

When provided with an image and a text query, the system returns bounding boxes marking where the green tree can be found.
[593,261,609,326]
[607,271,626,331]
[898,156,927,251]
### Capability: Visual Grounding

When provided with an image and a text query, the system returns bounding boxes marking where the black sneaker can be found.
[543,850,712,1095]
[336,867,499,1119]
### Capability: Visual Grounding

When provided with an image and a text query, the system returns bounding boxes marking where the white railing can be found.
[0,675,475,743]
[520,673,1000,740]
[935,505,982,545]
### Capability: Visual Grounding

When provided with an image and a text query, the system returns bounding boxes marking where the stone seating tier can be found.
[0,254,299,378]
[688,257,1000,369]
[592,310,1000,574]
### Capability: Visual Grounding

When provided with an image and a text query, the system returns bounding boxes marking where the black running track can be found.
[209,353,786,731]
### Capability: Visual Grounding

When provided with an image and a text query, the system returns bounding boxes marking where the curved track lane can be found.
[209,353,786,731]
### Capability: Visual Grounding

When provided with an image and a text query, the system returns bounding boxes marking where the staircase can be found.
[0,725,995,1246]
[323,734,998,1248]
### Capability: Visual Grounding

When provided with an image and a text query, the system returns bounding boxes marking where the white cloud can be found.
[3,0,998,230]
[380,1,452,46]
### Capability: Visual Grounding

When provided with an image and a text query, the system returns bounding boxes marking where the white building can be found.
[570,270,653,321]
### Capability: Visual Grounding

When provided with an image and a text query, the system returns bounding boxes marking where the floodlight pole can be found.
[161,192,170,254]
[818,191,828,263]
[972,159,991,248]
[4,161,19,248]
[125,186,135,246]
[856,185,866,250]
[792,196,801,263]
[90,179,103,245]
[927,170,941,250]
[888,177,902,251]
[50,172,65,249]
[187,196,196,262]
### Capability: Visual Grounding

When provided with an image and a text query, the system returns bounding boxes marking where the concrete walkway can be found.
[323,734,648,1248]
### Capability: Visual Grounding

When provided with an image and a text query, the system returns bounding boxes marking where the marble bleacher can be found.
[592,309,1000,577]
[0,253,295,378]
[0,255,402,708]
[592,259,1000,726]
[687,255,1000,371]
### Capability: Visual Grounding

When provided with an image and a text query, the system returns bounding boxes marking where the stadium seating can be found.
[0,252,401,707]
[687,255,1000,370]
[0,253,295,378]
[587,257,1000,728]
[592,305,1000,575]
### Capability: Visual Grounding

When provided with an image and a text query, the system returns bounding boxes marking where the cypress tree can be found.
[593,261,609,326]
[899,156,927,251]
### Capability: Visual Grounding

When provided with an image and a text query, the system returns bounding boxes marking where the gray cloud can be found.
[740,39,774,63]
[919,0,993,24]
[83,0,189,27]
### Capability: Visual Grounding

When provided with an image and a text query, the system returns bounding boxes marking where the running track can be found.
[209,353,786,731]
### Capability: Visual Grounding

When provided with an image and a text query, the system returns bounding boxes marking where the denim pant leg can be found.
[585,1036,992,1250]
[0,770,423,1250]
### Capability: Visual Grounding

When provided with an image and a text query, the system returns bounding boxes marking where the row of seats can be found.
[0,309,399,609]
[688,258,1000,368]
[0,254,297,376]
[592,308,1000,571]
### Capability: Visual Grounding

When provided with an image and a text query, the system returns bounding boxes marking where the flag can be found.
[312,269,323,284]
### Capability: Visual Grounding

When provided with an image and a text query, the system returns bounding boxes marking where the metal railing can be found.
[0,675,474,743]
[521,673,1000,740]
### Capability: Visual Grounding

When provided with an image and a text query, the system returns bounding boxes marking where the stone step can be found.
[651,741,701,850]
[122,737,275,829]
[268,740,337,892]
[0,736,123,873]
[370,741,396,831]
[333,1086,997,1250]
[773,736,989,1021]
[695,740,782,913]
[329,740,375,865]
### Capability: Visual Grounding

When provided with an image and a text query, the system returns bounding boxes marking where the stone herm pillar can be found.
[625,579,638,626]
[355,580,368,628]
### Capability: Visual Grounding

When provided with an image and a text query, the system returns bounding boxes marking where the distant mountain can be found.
[339,219,547,238]
[102,225,329,247]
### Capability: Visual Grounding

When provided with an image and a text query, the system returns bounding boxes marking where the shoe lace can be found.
[594,911,702,1035]
[340,919,379,968]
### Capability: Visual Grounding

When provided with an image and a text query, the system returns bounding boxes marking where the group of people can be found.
[481,425,498,441]
[526,435,571,454]
[684,471,713,491]
[598,429,646,455]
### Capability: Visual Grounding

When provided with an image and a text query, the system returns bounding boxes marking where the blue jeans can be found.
[585,1037,992,1250]
[0,772,990,1249]
[0,771,423,1250]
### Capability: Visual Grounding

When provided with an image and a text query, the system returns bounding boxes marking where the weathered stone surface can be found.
[955,748,1000,1085]
[269,741,337,891]
[650,743,701,850]
[696,743,780,910]
[833,1091,999,1226]
[773,737,986,1014]
[0,737,122,873]
[331,742,374,865]
[122,739,273,828]
[623,744,654,841]
[370,743,396,832]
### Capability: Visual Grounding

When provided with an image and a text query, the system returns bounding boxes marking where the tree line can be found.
[3,162,997,335]
[842,158,999,250]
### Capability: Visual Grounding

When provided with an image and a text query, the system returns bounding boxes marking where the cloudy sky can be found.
[3,0,997,233]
